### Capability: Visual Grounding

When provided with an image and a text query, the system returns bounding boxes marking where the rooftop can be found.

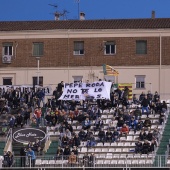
[0,18,170,31]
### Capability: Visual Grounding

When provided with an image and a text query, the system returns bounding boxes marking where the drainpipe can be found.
[67,30,70,83]
[159,33,162,94]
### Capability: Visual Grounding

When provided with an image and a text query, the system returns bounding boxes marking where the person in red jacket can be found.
[34,107,42,128]
[120,124,129,137]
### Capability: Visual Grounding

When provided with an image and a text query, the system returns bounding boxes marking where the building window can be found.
[3,78,12,85]
[135,75,145,88]
[33,42,44,56]
[136,40,147,54]
[104,41,116,55]
[74,41,84,55]
[72,76,83,83]
[33,76,43,86]
[2,43,13,56]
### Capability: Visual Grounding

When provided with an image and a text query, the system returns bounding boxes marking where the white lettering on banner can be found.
[59,81,112,101]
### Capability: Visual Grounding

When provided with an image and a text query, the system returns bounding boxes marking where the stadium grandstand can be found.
[0,80,169,170]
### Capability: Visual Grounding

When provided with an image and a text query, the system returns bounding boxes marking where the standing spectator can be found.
[26,148,36,167]
[147,91,153,102]
[34,107,42,128]
[141,96,150,115]
[83,153,89,167]
[68,152,77,167]
[139,92,145,102]
[36,89,45,107]
[20,147,27,167]
[57,81,64,95]
[153,91,160,103]
[147,130,153,141]
[142,140,150,154]
[9,116,16,128]
[159,112,165,125]
[89,153,95,167]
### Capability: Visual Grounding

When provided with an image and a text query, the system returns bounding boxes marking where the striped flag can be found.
[118,83,133,100]
[102,64,119,76]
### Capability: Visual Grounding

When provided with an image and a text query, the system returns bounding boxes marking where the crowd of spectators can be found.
[0,81,168,167]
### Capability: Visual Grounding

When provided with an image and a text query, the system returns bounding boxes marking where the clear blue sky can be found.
[0,0,170,21]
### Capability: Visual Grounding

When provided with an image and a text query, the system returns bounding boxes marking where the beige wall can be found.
[0,65,170,100]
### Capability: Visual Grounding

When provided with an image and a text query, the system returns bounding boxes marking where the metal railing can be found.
[0,154,169,169]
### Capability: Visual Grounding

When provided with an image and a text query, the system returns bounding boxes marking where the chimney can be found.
[151,10,155,19]
[54,12,60,21]
[80,12,85,20]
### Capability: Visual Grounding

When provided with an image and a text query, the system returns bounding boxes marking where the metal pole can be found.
[37,58,40,85]
[159,33,162,94]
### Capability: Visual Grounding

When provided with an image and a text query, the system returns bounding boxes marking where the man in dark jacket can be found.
[98,128,105,144]
[141,95,150,115]
[15,112,23,128]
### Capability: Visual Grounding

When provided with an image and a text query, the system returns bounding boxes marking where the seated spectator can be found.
[73,134,80,147]
[86,134,96,148]
[159,112,165,125]
[133,107,142,119]
[78,129,86,141]
[117,117,124,130]
[135,140,143,154]
[112,129,119,142]
[120,124,129,137]
[136,118,144,131]
[142,140,150,154]
[15,112,24,128]
[68,152,77,166]
[106,129,112,142]
[56,146,63,160]
[150,102,157,114]
[129,117,137,133]
[59,123,67,135]
[77,112,85,123]
[72,146,78,155]
[147,130,153,141]
[45,111,52,126]
[65,129,72,139]
[61,134,69,148]
[82,117,91,130]
[108,117,117,130]
[152,127,160,141]
[83,153,89,167]
[85,129,93,140]
[143,117,152,129]
[98,128,105,144]
[63,145,70,156]
[150,139,157,152]
[67,124,73,133]
[139,129,147,141]
[94,117,103,131]
[143,117,152,130]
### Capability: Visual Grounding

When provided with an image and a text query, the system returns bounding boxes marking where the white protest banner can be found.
[59,81,112,101]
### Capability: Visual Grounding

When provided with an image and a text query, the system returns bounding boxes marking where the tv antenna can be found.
[48,3,69,20]
[75,0,80,19]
